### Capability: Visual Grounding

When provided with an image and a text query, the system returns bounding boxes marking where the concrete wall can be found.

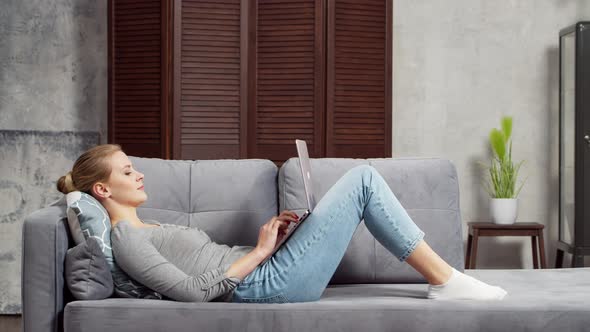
[392,1,590,269]
[0,0,107,314]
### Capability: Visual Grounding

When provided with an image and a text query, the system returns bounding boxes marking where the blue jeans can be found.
[231,165,425,304]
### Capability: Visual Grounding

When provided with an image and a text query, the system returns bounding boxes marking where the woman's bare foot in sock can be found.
[403,240,506,300]
[427,268,507,300]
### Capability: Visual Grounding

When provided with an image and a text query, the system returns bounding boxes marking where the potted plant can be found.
[479,116,527,224]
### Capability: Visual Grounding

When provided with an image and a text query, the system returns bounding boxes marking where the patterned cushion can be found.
[65,191,162,299]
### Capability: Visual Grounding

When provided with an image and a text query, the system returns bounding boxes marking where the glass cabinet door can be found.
[560,31,576,246]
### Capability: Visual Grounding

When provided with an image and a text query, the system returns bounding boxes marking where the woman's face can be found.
[101,151,147,207]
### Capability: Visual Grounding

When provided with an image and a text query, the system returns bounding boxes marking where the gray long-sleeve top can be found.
[111,219,254,302]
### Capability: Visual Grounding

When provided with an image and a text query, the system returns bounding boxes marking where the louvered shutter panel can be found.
[174,0,245,159]
[326,0,392,158]
[249,0,325,164]
[109,0,167,158]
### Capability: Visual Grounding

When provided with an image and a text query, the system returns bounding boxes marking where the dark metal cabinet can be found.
[557,22,590,268]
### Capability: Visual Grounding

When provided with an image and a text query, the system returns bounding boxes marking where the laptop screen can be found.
[295,139,317,211]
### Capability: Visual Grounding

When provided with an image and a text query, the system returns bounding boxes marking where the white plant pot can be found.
[490,198,518,224]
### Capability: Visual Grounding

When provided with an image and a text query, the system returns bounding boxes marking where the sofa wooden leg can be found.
[538,231,547,269]
[531,236,539,269]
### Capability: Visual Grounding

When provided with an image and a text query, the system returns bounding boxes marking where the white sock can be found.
[427,268,507,300]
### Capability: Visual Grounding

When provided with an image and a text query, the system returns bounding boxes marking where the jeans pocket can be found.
[240,293,289,304]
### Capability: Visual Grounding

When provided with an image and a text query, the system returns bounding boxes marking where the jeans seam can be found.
[239,293,288,304]
[399,229,425,262]
[366,172,377,282]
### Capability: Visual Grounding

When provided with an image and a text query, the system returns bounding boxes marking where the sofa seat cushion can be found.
[64,268,590,332]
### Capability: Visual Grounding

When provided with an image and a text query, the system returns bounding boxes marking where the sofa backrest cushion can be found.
[131,157,278,247]
[278,157,464,284]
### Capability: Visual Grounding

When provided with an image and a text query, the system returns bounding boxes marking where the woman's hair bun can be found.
[56,171,76,194]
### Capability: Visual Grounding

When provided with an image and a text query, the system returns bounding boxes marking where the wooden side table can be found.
[465,222,547,269]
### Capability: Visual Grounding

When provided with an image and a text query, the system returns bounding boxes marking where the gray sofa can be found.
[22,156,590,332]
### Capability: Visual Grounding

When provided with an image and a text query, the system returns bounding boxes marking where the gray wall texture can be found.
[1,0,590,315]
[0,0,107,314]
[392,1,590,269]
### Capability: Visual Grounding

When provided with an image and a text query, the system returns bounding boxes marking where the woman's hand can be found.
[255,210,299,260]
[228,211,294,279]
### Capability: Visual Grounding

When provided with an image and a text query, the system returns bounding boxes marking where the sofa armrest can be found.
[22,204,71,332]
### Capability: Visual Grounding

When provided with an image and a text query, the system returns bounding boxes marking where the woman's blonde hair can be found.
[56,144,123,195]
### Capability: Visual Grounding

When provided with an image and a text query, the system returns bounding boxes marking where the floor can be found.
[0,315,21,332]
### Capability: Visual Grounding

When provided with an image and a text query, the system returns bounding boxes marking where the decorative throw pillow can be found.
[65,237,114,300]
[65,191,163,299]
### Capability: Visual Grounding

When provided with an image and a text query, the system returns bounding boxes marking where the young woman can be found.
[57,144,507,303]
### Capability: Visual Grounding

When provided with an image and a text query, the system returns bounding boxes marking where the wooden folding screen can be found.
[109,0,392,162]
[326,0,392,157]
[108,0,172,158]
[248,0,325,162]
[173,0,247,160]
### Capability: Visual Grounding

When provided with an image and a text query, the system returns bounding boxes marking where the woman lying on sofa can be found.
[57,144,507,303]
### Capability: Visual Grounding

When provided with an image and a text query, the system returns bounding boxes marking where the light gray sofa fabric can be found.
[63,268,590,332]
[128,157,192,226]
[22,205,72,332]
[130,157,278,247]
[187,159,278,247]
[278,157,463,283]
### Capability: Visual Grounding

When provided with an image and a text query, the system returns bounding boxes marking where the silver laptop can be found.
[261,139,317,264]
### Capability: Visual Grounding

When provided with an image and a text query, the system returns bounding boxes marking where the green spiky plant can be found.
[479,116,527,199]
